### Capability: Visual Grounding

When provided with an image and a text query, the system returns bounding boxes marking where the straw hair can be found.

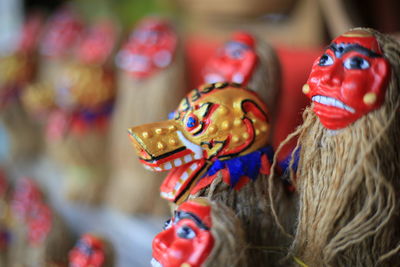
[106,45,185,215]
[193,171,295,266]
[203,199,249,267]
[275,28,400,266]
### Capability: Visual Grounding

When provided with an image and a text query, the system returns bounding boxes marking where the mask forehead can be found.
[177,199,212,228]
[331,30,382,56]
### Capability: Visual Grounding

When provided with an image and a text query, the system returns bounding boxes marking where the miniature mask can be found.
[40,9,83,57]
[129,83,270,202]
[152,198,214,267]
[69,234,106,267]
[115,18,177,79]
[202,32,258,85]
[11,178,42,220]
[303,29,391,130]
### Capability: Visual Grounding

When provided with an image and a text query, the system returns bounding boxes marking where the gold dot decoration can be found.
[155,128,164,135]
[233,118,242,127]
[208,126,217,133]
[157,141,165,150]
[302,84,310,94]
[242,132,250,139]
[169,138,177,145]
[219,106,228,115]
[142,131,151,139]
[221,121,230,130]
[363,92,377,105]
[232,135,240,143]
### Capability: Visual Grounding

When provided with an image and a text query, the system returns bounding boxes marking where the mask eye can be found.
[163,219,172,230]
[177,225,196,239]
[318,54,334,66]
[343,56,370,70]
[185,114,199,130]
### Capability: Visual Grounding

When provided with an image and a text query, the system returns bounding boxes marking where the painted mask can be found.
[129,83,269,202]
[11,178,42,220]
[69,234,106,267]
[303,29,391,130]
[27,202,52,246]
[40,9,83,58]
[115,18,177,79]
[152,198,214,267]
[77,21,117,65]
[202,32,258,85]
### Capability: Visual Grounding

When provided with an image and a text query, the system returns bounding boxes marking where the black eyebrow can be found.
[328,43,382,58]
[174,210,210,230]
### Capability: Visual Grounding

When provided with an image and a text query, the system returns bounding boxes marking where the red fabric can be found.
[185,37,323,160]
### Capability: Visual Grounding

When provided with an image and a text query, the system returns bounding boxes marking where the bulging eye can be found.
[177,225,196,239]
[163,219,172,230]
[186,114,199,130]
[343,56,370,70]
[318,54,334,66]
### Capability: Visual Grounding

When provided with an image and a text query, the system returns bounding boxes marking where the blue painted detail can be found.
[168,111,175,120]
[186,116,197,128]
[202,146,274,188]
[79,102,113,123]
[278,146,300,174]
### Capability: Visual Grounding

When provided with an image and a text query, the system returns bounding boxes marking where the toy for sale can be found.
[69,233,114,267]
[130,83,295,264]
[106,17,185,214]
[276,28,400,266]
[43,20,117,205]
[22,8,83,121]
[0,14,44,161]
[8,178,73,267]
[202,31,280,123]
[151,198,248,267]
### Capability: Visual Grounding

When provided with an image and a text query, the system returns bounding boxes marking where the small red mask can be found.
[77,21,117,65]
[202,31,258,85]
[11,178,42,220]
[304,30,391,130]
[115,18,177,79]
[40,9,83,58]
[27,202,52,246]
[152,199,214,267]
[69,234,106,267]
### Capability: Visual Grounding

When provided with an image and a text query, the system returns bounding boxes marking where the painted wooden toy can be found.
[8,177,73,267]
[106,17,185,214]
[0,14,44,162]
[151,198,248,267]
[276,28,400,266]
[129,83,294,265]
[22,7,83,121]
[43,20,117,205]
[69,233,114,267]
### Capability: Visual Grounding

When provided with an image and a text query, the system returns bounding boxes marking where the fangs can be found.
[312,95,355,113]
[151,258,163,267]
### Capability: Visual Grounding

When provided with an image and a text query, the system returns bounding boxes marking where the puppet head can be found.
[303,29,391,130]
[203,31,258,85]
[69,234,108,267]
[129,83,269,202]
[39,8,83,58]
[152,198,247,267]
[115,17,177,79]
[283,28,400,265]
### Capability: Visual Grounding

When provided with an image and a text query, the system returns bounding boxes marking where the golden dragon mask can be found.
[128,82,270,202]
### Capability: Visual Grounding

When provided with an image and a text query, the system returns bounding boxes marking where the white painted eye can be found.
[177,225,196,239]
[343,56,370,70]
[318,54,334,66]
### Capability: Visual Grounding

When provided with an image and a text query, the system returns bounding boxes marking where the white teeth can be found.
[181,172,189,180]
[174,158,182,167]
[164,162,172,170]
[190,164,198,171]
[174,182,182,190]
[312,95,355,113]
[143,165,152,171]
[177,131,203,159]
[154,167,162,172]
[194,154,202,160]
[151,258,163,267]
[184,155,193,163]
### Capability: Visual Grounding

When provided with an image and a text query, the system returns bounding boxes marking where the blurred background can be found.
[0,0,399,266]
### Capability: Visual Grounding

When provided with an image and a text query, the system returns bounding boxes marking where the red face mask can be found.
[202,31,258,85]
[40,9,83,58]
[69,234,106,267]
[115,18,177,79]
[304,30,391,130]
[152,200,214,267]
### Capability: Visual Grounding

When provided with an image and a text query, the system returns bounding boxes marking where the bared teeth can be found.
[142,153,199,172]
